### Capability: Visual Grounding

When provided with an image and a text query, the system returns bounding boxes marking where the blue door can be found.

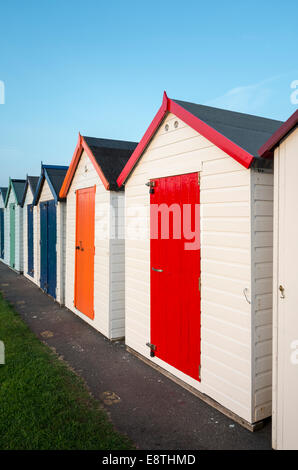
[0,208,4,259]
[27,204,34,276]
[40,200,57,298]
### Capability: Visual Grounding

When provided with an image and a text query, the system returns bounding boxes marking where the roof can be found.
[20,176,40,207]
[259,109,298,158]
[117,92,284,186]
[59,134,138,198]
[4,178,26,207]
[0,187,7,204]
[28,176,39,194]
[33,165,69,205]
[174,100,283,159]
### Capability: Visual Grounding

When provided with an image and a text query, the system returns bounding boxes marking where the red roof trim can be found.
[117,92,168,187]
[168,100,254,169]
[59,134,110,198]
[117,92,254,187]
[259,109,298,158]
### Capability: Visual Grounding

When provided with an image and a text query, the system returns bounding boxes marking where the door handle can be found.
[75,246,80,250]
[152,267,163,272]
[279,285,285,299]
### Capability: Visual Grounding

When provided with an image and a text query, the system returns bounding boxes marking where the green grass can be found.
[0,294,133,450]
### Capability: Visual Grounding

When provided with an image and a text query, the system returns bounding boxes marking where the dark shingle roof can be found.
[173,100,284,158]
[21,176,40,207]
[259,109,298,157]
[83,136,138,190]
[0,187,7,203]
[45,167,68,199]
[12,179,26,204]
[33,165,69,205]
[28,176,39,195]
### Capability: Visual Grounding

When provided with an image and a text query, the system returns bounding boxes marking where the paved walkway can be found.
[0,262,271,450]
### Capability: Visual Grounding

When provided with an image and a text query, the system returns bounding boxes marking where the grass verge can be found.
[0,293,133,450]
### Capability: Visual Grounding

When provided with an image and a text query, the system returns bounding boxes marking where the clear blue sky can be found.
[0,0,297,186]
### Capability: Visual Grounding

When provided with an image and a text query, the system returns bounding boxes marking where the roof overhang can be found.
[33,165,68,205]
[0,188,7,205]
[20,177,36,207]
[117,92,255,187]
[259,109,298,158]
[4,178,22,208]
[59,134,110,198]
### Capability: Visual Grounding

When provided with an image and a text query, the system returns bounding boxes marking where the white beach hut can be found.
[21,175,39,283]
[117,92,283,429]
[33,164,68,303]
[59,134,137,340]
[4,178,26,272]
[259,109,298,449]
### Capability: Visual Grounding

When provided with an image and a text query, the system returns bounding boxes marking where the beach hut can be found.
[4,178,26,272]
[0,187,7,261]
[259,109,298,449]
[59,134,137,339]
[21,175,39,283]
[33,164,68,303]
[117,92,283,428]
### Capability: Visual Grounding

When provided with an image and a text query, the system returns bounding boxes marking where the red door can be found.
[150,173,201,381]
[74,186,96,319]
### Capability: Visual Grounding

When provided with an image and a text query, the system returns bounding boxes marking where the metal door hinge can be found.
[146,342,156,357]
[198,173,201,185]
[145,181,155,194]
[198,276,201,292]
[199,365,201,380]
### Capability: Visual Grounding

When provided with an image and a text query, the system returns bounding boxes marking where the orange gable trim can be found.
[59,134,110,198]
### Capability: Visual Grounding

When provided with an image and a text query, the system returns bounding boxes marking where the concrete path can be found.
[0,262,271,450]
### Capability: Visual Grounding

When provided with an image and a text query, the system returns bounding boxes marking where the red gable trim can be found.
[117,92,168,187]
[59,134,110,198]
[117,92,254,187]
[259,109,298,158]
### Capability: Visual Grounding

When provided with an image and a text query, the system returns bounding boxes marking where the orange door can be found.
[74,186,96,319]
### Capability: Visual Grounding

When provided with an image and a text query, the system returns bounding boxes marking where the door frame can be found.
[149,171,201,381]
[40,200,57,298]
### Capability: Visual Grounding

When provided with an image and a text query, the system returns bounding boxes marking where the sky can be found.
[0,0,297,186]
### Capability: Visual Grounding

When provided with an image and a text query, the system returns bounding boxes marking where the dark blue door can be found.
[27,204,34,276]
[0,208,4,259]
[40,200,57,298]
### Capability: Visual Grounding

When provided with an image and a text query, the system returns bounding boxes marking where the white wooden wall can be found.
[124,112,273,424]
[57,202,66,305]
[272,127,298,449]
[34,179,65,303]
[110,191,125,339]
[4,190,17,268]
[0,196,5,263]
[250,169,273,422]
[14,204,23,273]
[64,150,125,339]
